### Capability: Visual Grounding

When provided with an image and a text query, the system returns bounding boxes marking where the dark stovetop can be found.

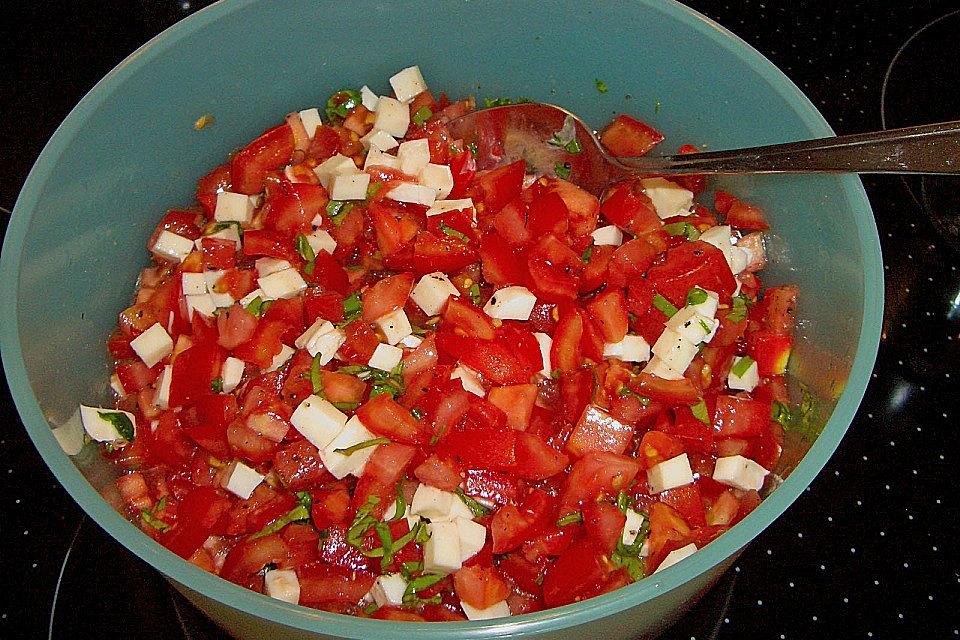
[1,1,959,638]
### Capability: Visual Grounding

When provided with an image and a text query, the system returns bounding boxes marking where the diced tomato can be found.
[198,238,237,270]
[357,394,430,445]
[580,244,614,293]
[479,231,528,286]
[746,330,793,376]
[361,272,415,323]
[115,361,159,394]
[264,183,329,238]
[196,163,231,216]
[181,394,237,459]
[454,565,511,610]
[550,305,584,372]
[607,234,666,287]
[307,252,350,294]
[541,538,612,608]
[299,562,376,605]
[757,285,799,336]
[230,123,295,194]
[526,233,584,302]
[447,148,477,200]
[487,384,537,430]
[600,181,662,236]
[369,200,422,258]
[585,288,628,343]
[337,321,380,365]
[442,296,495,340]
[242,228,298,262]
[441,426,517,472]
[310,483,352,530]
[160,486,231,560]
[273,440,329,491]
[559,451,640,515]
[545,177,600,239]
[646,240,737,307]
[525,190,569,238]
[151,411,197,467]
[659,483,707,528]
[713,395,771,438]
[414,453,463,492]
[599,115,665,157]
[351,442,417,511]
[474,160,525,215]
[491,488,555,553]
[566,404,635,457]
[715,190,770,231]
[435,332,532,386]
[168,340,223,408]
[514,431,569,480]
[232,318,287,369]
[644,502,691,572]
[582,500,627,554]
[637,430,684,469]
[413,230,479,274]
[464,469,519,507]
[635,372,701,405]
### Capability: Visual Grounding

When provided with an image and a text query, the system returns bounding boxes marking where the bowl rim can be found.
[0,0,883,636]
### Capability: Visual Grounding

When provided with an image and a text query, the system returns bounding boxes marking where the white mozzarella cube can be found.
[368,343,403,371]
[363,147,400,171]
[329,172,371,201]
[534,332,553,376]
[713,454,770,491]
[460,600,511,621]
[419,163,455,200]
[667,307,719,345]
[687,289,720,319]
[642,355,685,381]
[399,334,423,349]
[374,308,413,345]
[264,569,301,604]
[313,153,358,189]
[110,374,126,398]
[255,258,292,278]
[267,344,295,372]
[451,365,485,397]
[152,230,195,263]
[386,182,437,207]
[425,198,475,217]
[298,108,322,139]
[483,286,537,321]
[239,288,265,308]
[590,225,624,246]
[647,453,695,494]
[360,85,379,111]
[221,356,245,394]
[411,484,454,521]
[185,293,216,319]
[196,225,242,251]
[52,409,85,456]
[154,364,173,409]
[222,460,265,499]
[390,65,427,103]
[728,356,760,392]
[181,272,208,296]
[360,128,400,152]
[214,191,255,223]
[130,323,173,368]
[370,574,407,608]
[622,509,646,546]
[653,543,698,574]
[455,517,486,562]
[258,268,307,300]
[295,319,346,364]
[651,328,699,374]
[699,225,747,275]
[397,139,431,176]
[79,405,136,443]
[410,272,460,315]
[640,177,694,219]
[374,96,410,138]
[423,521,462,575]
[321,415,379,479]
[290,395,349,450]
[447,495,477,523]
[603,335,651,363]
[201,270,226,294]
[306,229,337,256]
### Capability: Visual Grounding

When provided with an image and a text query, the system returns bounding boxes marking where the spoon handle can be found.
[617,120,960,175]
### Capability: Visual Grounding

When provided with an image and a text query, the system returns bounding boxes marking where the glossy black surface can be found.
[1,1,958,638]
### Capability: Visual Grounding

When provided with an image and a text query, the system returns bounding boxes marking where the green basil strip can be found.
[325,88,362,122]
[341,291,363,324]
[581,245,594,264]
[555,161,572,180]
[727,294,749,323]
[686,286,709,306]
[771,400,792,429]
[468,283,482,306]
[346,495,381,548]
[595,78,609,94]
[615,490,631,514]
[388,482,407,522]
[652,294,679,318]
[250,503,311,540]
[557,512,583,527]
[690,399,710,425]
[210,377,223,393]
[454,487,489,517]
[731,355,756,378]
[439,222,470,243]
[618,386,650,405]
[309,354,325,396]
[296,233,316,263]
[412,106,432,128]
[333,437,391,456]
[97,411,134,441]
[664,221,700,241]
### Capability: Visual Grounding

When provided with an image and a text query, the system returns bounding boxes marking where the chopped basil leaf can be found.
[615,490,631,514]
[346,495,381,549]
[652,294,679,318]
[250,493,312,540]
[325,88,362,122]
[690,399,710,425]
[771,399,792,429]
[595,78,609,94]
[140,496,169,532]
[331,401,360,411]
[581,245,594,264]
[362,602,379,615]
[402,572,445,605]
[550,368,561,380]
[296,234,317,275]
[466,142,478,157]
[411,408,424,420]
[366,182,382,200]
[400,561,423,581]
[333,437,391,456]
[210,377,223,393]
[439,221,470,243]
[468,283,482,306]
[731,355,755,378]
[548,116,582,154]
[341,291,363,325]
[454,487,490,517]
[387,481,407,522]
[686,287,709,306]
[309,353,325,396]
[412,105,432,128]
[618,385,650,405]
[97,411,134,442]
[555,161,572,180]
[727,294,750,323]
[208,220,244,239]
[337,362,405,400]
[557,512,583,527]
[484,97,516,108]
[611,514,650,580]
[663,221,700,240]
[244,296,266,317]
[326,199,355,227]
[655,99,662,114]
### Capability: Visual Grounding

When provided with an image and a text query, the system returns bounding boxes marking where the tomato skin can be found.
[659,483,707,528]
[168,340,223,409]
[197,163,231,216]
[443,296,495,340]
[514,431,569,480]
[487,384,537,430]
[474,160,526,215]
[599,115,665,157]
[454,565,511,610]
[585,288,628,343]
[231,123,296,194]
[413,230,479,274]
[541,538,611,608]
[645,240,737,307]
[746,330,793,376]
[526,234,584,302]
[441,426,517,472]
[491,488,556,553]
[583,500,627,554]
[566,404,635,457]
[559,451,641,515]
[713,395,771,437]
[263,183,329,238]
[357,394,430,445]
[242,229,298,262]
[447,148,477,200]
[600,181,662,236]
[480,231,527,286]
[273,440,329,491]
[361,272,415,323]
[160,486,231,560]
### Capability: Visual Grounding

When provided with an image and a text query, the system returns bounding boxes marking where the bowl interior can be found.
[0,0,882,637]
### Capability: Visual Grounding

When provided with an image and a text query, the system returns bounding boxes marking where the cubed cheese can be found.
[590,225,624,246]
[651,328,699,374]
[483,286,537,321]
[329,172,371,201]
[699,225,748,274]
[425,198,475,218]
[298,107,322,139]
[363,147,400,171]
[451,365,485,397]
[185,293,216,319]
[52,409,85,456]
[374,96,410,138]
[130,322,173,368]
[110,374,126,398]
[386,182,437,207]
[666,307,719,345]
[214,191,255,223]
[642,355,685,381]
[460,600,511,621]
[264,569,301,604]
[306,229,337,256]
[221,356,245,393]
[290,395,348,450]
[534,332,553,376]
[320,415,379,479]
[448,494,477,522]
[360,85,379,111]
[390,65,427,103]
[154,364,173,409]
[313,153,357,188]
[181,272,208,296]
[397,139,431,176]
[603,335,651,362]
[653,543,698,574]
[152,230,195,263]
[267,344,295,372]
[79,405,136,443]
[360,128,399,152]
[399,334,423,349]
[455,517,486,562]
[423,520,462,574]
[419,163,454,199]
[369,574,407,608]
[222,460,265,499]
[728,356,760,392]
[687,289,720,318]
[410,272,460,315]
[368,343,403,371]
[640,177,694,219]
[713,454,770,491]
[295,319,346,364]
[374,308,413,345]
[196,225,242,251]
[622,509,646,546]
[258,268,307,300]
[647,453,695,494]
[255,258,292,278]
[239,288,265,308]
[411,484,454,521]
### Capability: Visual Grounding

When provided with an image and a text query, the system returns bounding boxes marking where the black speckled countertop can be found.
[1,1,958,638]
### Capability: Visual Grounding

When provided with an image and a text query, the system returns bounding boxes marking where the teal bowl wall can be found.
[0,1,882,638]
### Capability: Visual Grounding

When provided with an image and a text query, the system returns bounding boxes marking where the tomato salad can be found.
[81,66,798,621]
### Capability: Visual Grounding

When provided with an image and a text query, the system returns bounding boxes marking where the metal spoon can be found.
[446,102,960,196]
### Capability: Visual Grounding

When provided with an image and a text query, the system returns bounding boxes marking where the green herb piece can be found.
[362,602,379,615]
[652,294,679,318]
[296,233,317,275]
[325,88,362,122]
[346,495,381,549]
[387,481,407,523]
[466,142,478,157]
[557,512,583,527]
[550,368,561,380]
[690,399,710,425]
[402,572,446,606]
[581,245,594,264]
[439,222,470,243]
[788,384,822,439]
[97,411,135,442]
[595,79,609,94]
[208,220,244,239]
[686,287,709,307]
[337,362,405,400]
[309,353,325,396]
[548,116,583,154]
[244,296,266,317]
[655,99,662,114]
[411,408,425,420]
[210,377,223,393]
[412,106,433,128]
[454,487,490,517]
[555,161,572,180]
[771,399,792,429]
[331,401,360,411]
[251,492,312,540]
[727,294,749,323]
[366,182,382,199]
[611,515,650,580]
[463,282,481,307]
[617,385,650,406]
[615,490,631,514]
[341,291,363,325]
[334,437,391,456]
[140,496,169,532]
[484,97,516,108]
[731,355,756,379]
[400,561,423,581]
[663,221,700,241]
[326,199,355,227]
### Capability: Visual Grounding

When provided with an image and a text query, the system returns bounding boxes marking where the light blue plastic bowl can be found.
[0,1,882,638]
